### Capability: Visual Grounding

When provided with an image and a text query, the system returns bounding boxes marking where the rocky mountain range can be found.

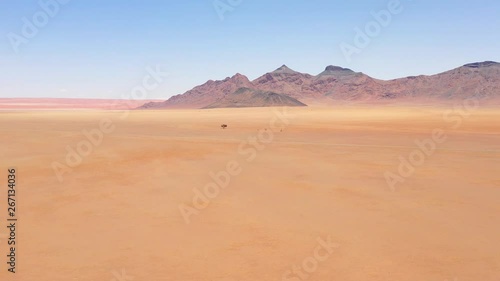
[203,87,306,109]
[138,61,500,109]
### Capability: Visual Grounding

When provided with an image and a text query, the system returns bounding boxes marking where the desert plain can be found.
[0,105,499,281]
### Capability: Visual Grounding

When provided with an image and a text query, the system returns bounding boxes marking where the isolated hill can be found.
[139,73,253,109]
[138,61,500,109]
[203,87,307,109]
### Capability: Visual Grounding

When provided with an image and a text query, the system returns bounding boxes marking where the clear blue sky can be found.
[1,0,499,99]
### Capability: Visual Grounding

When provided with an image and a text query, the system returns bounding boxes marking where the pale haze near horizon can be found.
[0,0,499,99]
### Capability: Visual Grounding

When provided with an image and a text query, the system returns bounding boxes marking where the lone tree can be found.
[221,124,228,129]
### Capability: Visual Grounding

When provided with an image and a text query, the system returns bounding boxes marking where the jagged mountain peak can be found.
[232,73,247,79]
[230,73,250,81]
[220,73,251,83]
[271,64,300,74]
